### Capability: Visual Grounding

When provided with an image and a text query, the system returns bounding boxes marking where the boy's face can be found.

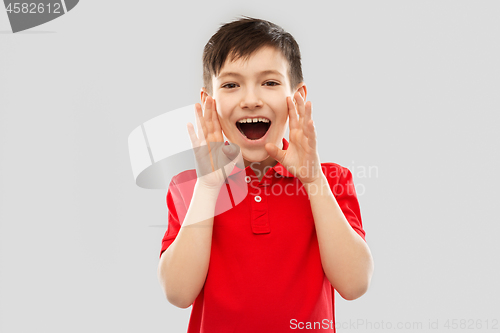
[207,46,301,164]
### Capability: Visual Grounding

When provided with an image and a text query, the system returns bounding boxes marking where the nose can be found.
[239,88,263,110]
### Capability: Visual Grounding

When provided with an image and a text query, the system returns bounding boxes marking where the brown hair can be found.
[202,17,303,95]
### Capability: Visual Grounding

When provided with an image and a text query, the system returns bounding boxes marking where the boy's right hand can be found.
[187,96,242,190]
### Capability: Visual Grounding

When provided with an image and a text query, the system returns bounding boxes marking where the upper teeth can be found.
[238,118,270,123]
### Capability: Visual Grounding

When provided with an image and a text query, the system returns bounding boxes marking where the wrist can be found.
[195,179,224,196]
[302,174,328,197]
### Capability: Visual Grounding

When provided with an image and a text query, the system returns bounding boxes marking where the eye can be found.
[222,83,238,89]
[264,81,280,87]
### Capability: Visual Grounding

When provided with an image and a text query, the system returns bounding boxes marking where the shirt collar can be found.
[227,137,294,178]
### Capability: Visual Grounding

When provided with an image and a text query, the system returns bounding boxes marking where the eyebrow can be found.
[217,70,285,80]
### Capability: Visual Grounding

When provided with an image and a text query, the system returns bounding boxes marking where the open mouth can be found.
[236,118,271,140]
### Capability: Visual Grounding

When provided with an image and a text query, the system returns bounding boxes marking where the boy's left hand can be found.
[265,91,322,185]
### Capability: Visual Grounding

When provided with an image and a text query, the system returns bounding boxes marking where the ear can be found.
[292,83,308,103]
[200,87,210,106]
[296,83,307,100]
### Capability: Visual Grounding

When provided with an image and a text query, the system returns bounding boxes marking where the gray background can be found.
[1,1,499,332]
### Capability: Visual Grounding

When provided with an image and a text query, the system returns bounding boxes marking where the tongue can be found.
[240,122,269,140]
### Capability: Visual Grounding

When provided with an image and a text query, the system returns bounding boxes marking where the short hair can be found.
[202,17,303,96]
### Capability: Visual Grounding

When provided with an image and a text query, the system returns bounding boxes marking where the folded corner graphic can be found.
[4,0,79,33]
[128,105,249,218]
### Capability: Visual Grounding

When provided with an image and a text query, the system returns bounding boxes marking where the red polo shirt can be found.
[159,138,366,333]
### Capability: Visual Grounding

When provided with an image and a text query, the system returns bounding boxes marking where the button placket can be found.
[250,190,270,234]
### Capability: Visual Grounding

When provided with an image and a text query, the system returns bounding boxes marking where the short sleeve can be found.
[328,165,366,242]
[159,178,183,259]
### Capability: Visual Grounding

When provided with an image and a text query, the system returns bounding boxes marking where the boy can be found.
[157,17,374,332]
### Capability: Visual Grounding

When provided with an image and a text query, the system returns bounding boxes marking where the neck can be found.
[244,140,283,180]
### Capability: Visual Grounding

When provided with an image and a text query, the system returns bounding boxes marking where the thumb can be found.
[265,143,286,164]
[222,143,239,160]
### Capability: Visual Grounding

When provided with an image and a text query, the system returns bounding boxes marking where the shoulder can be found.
[170,168,198,187]
[167,168,198,204]
[166,169,198,218]
[320,162,351,183]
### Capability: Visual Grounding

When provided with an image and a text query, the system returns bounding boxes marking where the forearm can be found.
[303,174,374,300]
[158,182,221,308]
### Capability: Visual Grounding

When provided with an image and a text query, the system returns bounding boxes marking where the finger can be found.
[307,119,317,151]
[187,122,198,147]
[305,100,312,126]
[294,91,305,134]
[294,91,304,117]
[304,101,313,139]
[194,104,203,139]
[201,97,216,170]
[287,96,299,130]
[295,91,308,137]
[204,96,215,139]
[196,102,209,143]
[211,98,224,141]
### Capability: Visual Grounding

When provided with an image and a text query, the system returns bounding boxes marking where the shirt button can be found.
[254,195,262,202]
[245,176,251,183]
